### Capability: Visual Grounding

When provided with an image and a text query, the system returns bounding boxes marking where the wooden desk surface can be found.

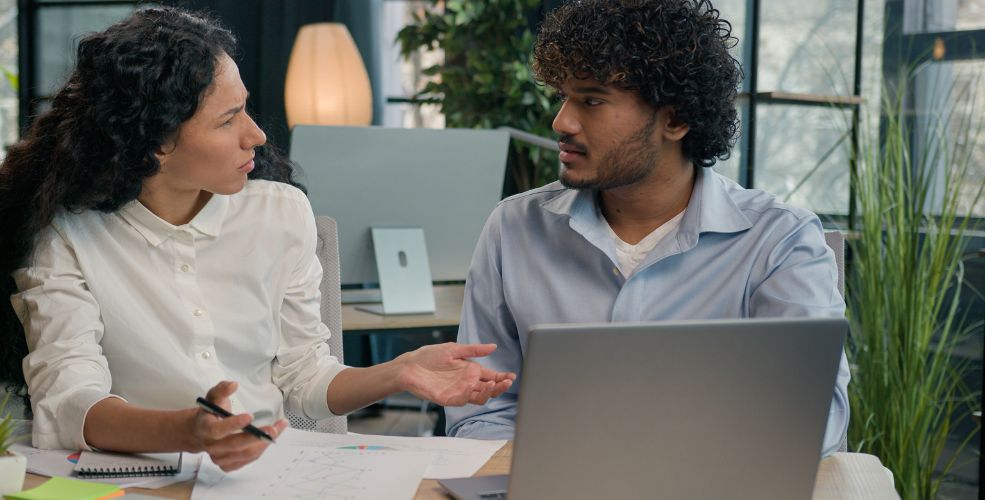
[23,444,899,499]
[341,285,464,332]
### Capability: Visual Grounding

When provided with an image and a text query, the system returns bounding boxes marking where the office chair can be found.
[824,230,845,297]
[823,230,848,452]
[284,216,348,434]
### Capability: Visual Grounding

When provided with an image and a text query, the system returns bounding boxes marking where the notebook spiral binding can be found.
[74,453,182,478]
[76,466,179,478]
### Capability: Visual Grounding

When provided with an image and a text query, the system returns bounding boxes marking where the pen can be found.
[195,397,276,443]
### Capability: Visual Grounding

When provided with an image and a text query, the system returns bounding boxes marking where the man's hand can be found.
[396,343,516,407]
[190,381,288,472]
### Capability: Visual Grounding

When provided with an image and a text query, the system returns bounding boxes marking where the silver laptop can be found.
[440,317,847,500]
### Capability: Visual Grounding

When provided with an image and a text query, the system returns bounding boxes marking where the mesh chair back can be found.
[284,216,347,434]
[823,230,846,296]
[823,229,847,452]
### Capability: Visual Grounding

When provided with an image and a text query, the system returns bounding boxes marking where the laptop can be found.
[440,317,847,500]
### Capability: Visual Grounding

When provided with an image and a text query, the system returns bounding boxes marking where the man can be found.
[445,0,850,456]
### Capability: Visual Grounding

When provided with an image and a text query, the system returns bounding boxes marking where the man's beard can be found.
[559,113,660,191]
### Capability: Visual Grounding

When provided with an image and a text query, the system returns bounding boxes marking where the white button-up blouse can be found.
[11,180,346,450]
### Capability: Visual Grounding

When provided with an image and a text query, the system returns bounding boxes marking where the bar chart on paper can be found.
[335,445,396,451]
[191,447,431,500]
[275,429,507,479]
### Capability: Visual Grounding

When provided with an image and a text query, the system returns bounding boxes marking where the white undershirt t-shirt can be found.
[605,210,686,278]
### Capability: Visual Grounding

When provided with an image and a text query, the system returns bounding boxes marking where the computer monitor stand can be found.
[355,227,437,316]
[340,288,383,305]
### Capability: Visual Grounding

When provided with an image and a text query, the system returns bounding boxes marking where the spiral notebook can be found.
[73,450,183,478]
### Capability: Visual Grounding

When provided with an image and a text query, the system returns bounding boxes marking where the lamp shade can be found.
[285,23,372,128]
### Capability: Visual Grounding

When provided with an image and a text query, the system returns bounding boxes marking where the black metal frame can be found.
[741,0,864,223]
[16,0,140,132]
[15,0,34,135]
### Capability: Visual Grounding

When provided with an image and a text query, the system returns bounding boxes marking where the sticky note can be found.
[4,476,121,500]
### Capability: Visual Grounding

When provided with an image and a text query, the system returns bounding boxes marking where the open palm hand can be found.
[398,343,515,407]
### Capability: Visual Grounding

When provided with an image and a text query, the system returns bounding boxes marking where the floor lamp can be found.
[285,23,372,127]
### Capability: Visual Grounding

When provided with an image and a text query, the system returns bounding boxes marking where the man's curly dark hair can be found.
[0,7,303,398]
[533,0,742,168]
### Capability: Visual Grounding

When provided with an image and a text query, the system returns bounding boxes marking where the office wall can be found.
[170,0,335,151]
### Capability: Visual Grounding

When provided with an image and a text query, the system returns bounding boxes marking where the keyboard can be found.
[478,492,507,500]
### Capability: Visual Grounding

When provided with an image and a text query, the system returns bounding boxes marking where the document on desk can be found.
[277,428,507,479]
[191,445,431,500]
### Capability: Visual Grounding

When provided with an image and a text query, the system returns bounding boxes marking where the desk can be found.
[341,285,465,334]
[412,444,900,500]
[22,444,899,499]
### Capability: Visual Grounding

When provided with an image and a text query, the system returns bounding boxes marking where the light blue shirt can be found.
[446,168,850,456]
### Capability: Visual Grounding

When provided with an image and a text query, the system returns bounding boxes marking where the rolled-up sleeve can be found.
[271,199,347,421]
[446,206,522,439]
[749,215,850,456]
[11,228,124,451]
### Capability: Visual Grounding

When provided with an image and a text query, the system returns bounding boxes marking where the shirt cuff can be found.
[300,362,349,420]
[66,391,126,451]
[450,420,516,440]
[821,399,848,456]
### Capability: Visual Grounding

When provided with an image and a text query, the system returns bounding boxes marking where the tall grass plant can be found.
[847,74,983,499]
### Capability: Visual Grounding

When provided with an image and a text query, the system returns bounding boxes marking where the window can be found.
[379,0,443,128]
[904,0,985,34]
[0,0,15,155]
[715,0,876,216]
[896,0,985,217]
[19,0,140,136]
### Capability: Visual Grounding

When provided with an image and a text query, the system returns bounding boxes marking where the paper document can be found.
[191,446,430,500]
[277,428,507,479]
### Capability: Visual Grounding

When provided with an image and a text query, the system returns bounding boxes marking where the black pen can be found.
[195,397,276,443]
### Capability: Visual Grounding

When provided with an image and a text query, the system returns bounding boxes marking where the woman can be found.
[0,7,513,471]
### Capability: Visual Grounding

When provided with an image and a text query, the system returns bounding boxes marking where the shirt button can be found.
[612,267,620,276]
[180,264,191,273]
[193,308,204,317]
[201,351,212,360]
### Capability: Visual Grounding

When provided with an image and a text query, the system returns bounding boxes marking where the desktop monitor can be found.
[289,125,510,312]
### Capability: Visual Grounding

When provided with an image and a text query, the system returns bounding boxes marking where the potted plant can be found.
[846,75,983,498]
[0,393,26,494]
[395,0,559,194]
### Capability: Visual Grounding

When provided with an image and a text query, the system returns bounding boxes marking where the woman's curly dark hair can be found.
[0,7,303,396]
[533,0,742,167]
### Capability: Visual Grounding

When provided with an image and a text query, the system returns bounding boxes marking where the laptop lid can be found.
[505,317,847,500]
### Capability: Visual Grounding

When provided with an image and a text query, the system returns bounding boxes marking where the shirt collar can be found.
[541,186,615,257]
[119,194,229,247]
[677,168,752,242]
[541,168,752,243]
[188,193,228,237]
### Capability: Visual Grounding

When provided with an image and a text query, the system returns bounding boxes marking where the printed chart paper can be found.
[277,428,507,479]
[191,446,431,500]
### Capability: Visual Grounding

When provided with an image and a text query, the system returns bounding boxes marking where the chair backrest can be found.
[823,230,847,452]
[823,230,845,296]
[284,216,348,434]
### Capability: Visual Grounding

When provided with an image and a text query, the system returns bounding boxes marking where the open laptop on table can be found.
[440,317,847,500]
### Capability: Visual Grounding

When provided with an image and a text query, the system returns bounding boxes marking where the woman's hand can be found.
[190,380,288,472]
[396,343,516,407]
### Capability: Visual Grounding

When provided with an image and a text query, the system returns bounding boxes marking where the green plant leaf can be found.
[846,71,985,499]
[393,0,557,190]
[1,67,18,92]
